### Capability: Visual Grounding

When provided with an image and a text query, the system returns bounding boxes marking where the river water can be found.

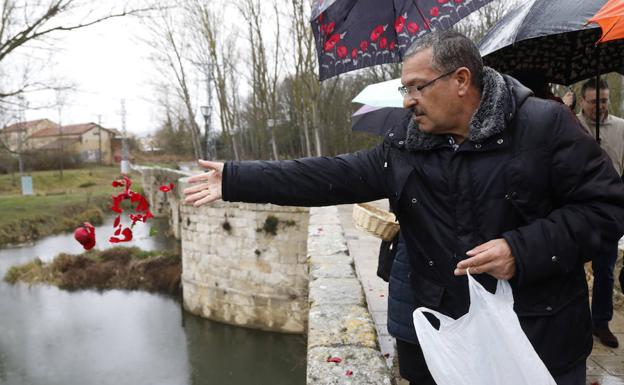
[0,217,306,385]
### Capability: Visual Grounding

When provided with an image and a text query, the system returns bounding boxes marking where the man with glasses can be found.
[184,31,624,385]
[577,77,624,349]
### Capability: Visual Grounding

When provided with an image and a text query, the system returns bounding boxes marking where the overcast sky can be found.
[25,15,158,137]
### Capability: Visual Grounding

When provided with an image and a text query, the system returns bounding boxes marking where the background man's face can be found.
[581,88,610,122]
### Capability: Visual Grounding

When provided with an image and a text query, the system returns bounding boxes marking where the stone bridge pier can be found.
[139,166,393,384]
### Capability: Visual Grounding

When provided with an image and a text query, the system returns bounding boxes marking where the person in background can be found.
[577,77,624,349]
[183,31,624,384]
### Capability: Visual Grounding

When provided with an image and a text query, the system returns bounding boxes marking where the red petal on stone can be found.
[326,357,342,363]
[345,370,353,376]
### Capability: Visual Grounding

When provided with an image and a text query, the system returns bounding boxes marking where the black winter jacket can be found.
[222,69,624,375]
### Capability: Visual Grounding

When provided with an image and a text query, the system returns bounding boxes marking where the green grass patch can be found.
[0,168,144,246]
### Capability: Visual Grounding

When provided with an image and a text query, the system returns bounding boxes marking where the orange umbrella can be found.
[588,0,624,43]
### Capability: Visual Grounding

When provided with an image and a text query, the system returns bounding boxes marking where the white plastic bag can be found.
[412,272,556,385]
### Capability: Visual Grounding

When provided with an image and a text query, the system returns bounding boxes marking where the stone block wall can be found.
[179,173,310,333]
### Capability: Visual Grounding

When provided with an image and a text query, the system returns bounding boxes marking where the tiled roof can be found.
[30,122,99,138]
[3,119,57,133]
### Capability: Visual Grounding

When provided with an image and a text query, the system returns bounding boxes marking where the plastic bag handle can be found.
[467,269,513,306]
[413,307,456,332]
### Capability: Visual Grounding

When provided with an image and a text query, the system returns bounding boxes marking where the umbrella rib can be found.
[410,0,429,29]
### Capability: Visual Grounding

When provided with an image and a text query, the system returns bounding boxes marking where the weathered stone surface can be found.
[309,278,365,307]
[308,305,377,349]
[309,262,355,280]
[307,346,392,385]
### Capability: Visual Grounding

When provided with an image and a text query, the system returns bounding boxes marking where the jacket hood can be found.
[404,67,533,151]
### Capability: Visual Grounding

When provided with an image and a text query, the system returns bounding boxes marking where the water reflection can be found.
[0,217,306,385]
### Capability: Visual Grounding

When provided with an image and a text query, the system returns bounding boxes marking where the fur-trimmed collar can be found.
[405,67,511,151]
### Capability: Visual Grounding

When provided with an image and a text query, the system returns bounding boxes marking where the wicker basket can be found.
[352,203,400,241]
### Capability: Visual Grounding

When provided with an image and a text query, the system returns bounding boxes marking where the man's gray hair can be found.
[404,30,483,89]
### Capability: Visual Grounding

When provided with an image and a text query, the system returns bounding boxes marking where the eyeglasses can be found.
[584,98,609,105]
[398,69,457,98]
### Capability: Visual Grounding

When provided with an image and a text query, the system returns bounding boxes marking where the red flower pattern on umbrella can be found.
[438,0,449,3]
[360,40,369,51]
[326,22,335,35]
[74,222,96,250]
[370,25,385,42]
[394,15,406,33]
[389,41,396,50]
[351,48,358,59]
[379,37,388,49]
[407,21,420,34]
[336,45,348,59]
[324,33,341,52]
[430,7,439,17]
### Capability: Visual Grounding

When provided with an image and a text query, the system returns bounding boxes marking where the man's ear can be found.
[455,67,471,96]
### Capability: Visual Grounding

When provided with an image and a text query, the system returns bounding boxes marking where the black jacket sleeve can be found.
[222,143,389,207]
[503,104,624,286]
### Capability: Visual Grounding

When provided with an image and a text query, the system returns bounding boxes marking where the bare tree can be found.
[144,7,204,159]
[186,0,241,160]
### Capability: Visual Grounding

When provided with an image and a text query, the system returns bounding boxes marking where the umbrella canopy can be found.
[351,105,411,136]
[311,0,496,80]
[352,78,404,108]
[478,0,624,85]
[588,0,624,43]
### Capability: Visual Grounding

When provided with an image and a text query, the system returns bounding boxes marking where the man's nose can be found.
[403,95,417,109]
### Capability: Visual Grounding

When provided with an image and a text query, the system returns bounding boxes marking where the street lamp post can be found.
[200,105,212,159]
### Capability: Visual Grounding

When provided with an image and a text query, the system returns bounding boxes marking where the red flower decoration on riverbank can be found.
[74,222,96,250]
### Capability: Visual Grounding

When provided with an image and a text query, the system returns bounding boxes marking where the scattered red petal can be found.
[380,294,385,297]
[109,227,133,243]
[326,356,342,363]
[345,370,353,376]
[383,353,390,358]
[159,183,175,192]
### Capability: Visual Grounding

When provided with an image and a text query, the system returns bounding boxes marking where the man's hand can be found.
[183,160,224,207]
[454,238,516,280]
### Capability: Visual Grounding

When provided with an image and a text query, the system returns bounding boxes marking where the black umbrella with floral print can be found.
[311,0,496,80]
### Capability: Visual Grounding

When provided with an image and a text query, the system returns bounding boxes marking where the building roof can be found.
[37,137,81,150]
[30,122,106,138]
[3,119,57,133]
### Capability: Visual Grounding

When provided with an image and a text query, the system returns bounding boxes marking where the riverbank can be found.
[4,246,181,295]
[0,167,143,246]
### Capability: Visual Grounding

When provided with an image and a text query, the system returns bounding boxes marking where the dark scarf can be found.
[405,66,511,151]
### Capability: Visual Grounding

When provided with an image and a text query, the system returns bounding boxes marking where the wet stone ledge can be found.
[306,206,392,385]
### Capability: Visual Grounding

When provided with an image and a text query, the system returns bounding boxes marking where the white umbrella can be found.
[352,78,404,108]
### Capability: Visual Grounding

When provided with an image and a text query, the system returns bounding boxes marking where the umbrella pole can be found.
[595,45,601,144]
